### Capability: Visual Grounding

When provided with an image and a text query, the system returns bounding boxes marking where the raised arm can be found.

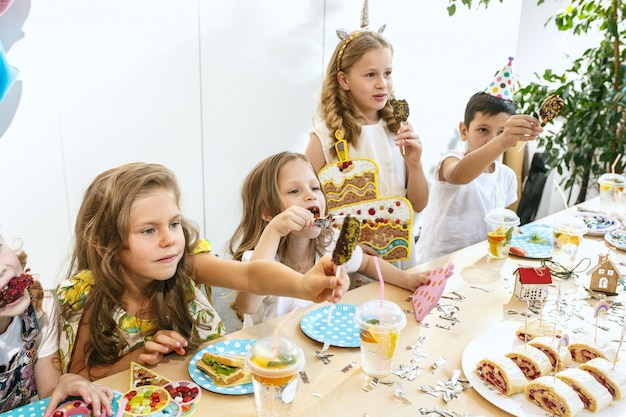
[442,115,541,185]
[234,206,315,314]
[193,253,348,303]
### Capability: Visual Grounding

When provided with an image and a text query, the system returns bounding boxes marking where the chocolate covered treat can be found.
[538,94,564,124]
[390,98,409,124]
[332,214,360,265]
[0,273,33,308]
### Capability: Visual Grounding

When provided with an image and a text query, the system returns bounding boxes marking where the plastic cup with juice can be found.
[353,300,406,378]
[598,173,625,214]
[245,336,305,417]
[484,208,520,259]
[552,215,587,269]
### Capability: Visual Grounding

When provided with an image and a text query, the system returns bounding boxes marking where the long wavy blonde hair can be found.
[318,31,400,158]
[63,162,205,370]
[228,152,334,267]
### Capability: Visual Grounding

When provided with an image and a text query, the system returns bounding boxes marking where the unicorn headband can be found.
[335,0,386,72]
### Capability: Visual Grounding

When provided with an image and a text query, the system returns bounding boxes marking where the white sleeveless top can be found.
[312,119,406,198]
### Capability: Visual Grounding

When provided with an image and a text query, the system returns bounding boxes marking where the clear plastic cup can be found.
[245,336,305,417]
[552,215,587,269]
[353,300,407,378]
[484,208,520,259]
[598,173,625,214]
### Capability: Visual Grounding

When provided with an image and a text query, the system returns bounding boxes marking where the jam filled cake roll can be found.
[529,336,573,371]
[505,346,552,380]
[524,376,584,417]
[580,357,626,400]
[568,336,617,364]
[515,319,560,342]
[475,356,528,396]
[556,368,612,412]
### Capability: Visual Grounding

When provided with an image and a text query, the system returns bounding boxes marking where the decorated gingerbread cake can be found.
[319,157,413,262]
[318,159,379,210]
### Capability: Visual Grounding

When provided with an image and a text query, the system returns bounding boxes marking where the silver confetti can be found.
[394,383,411,404]
[299,370,310,383]
[341,361,357,373]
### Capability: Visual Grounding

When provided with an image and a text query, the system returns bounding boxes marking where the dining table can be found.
[95,199,626,417]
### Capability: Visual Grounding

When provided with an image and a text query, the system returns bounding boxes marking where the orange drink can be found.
[354,300,406,378]
[484,209,519,259]
[245,336,304,417]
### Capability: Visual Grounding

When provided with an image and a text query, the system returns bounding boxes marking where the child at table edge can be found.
[414,58,542,264]
[0,234,113,417]
[56,162,349,381]
[228,151,433,327]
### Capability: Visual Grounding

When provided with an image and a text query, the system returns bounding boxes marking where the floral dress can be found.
[0,304,39,412]
[56,240,224,372]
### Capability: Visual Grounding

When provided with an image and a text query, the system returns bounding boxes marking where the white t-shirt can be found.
[241,230,363,328]
[0,291,59,366]
[414,150,517,264]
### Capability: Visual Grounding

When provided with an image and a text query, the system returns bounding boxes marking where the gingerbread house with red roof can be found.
[514,266,552,301]
[587,253,621,295]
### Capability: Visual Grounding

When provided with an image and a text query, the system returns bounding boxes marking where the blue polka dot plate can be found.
[299,304,360,347]
[509,224,553,259]
[188,339,253,395]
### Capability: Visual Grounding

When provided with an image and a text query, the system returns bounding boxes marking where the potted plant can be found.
[448,0,625,205]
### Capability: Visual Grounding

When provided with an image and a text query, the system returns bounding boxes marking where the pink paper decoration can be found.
[411,263,454,322]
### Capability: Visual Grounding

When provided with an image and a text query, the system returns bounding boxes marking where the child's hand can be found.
[405,270,431,292]
[139,330,189,365]
[266,206,315,237]
[500,115,543,148]
[395,123,423,163]
[43,374,114,417]
[303,256,350,303]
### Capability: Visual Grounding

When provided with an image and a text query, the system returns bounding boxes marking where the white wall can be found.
[1,0,582,289]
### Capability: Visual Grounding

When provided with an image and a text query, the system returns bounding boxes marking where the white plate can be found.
[299,304,360,347]
[576,212,619,236]
[461,322,626,416]
[188,339,253,395]
[605,229,626,251]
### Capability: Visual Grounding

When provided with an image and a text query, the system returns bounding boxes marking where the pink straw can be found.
[373,257,385,372]
[373,256,384,307]
[273,307,299,359]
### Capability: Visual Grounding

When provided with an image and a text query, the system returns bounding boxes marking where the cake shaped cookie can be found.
[331,197,413,261]
[319,159,379,210]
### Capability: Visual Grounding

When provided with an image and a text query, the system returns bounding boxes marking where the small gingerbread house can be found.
[587,253,621,295]
[514,266,552,301]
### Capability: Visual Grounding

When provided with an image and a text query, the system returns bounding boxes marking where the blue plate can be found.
[605,229,626,251]
[299,304,360,347]
[0,393,123,417]
[188,339,253,395]
[509,224,552,259]
[576,212,619,236]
